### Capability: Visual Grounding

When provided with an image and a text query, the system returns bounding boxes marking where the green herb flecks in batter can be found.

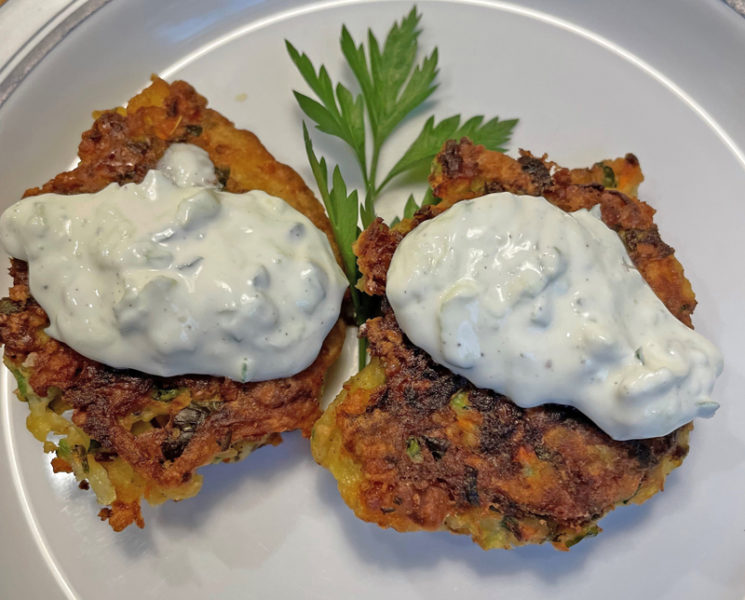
[406,437,423,462]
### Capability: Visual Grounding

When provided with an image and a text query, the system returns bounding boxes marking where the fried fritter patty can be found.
[0,77,345,531]
[311,139,694,550]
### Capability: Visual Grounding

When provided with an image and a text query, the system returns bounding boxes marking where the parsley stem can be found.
[344,274,369,370]
[369,145,381,192]
[362,144,382,228]
[358,338,368,371]
[360,172,375,228]
[374,171,395,197]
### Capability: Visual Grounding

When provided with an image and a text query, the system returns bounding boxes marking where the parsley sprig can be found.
[287,7,517,369]
[301,123,371,332]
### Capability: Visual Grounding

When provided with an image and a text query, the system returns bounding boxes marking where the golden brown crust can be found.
[319,305,687,542]
[24,77,339,264]
[314,140,695,549]
[357,139,695,326]
[0,77,345,529]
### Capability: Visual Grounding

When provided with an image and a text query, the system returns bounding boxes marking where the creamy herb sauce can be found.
[0,144,346,382]
[387,193,722,440]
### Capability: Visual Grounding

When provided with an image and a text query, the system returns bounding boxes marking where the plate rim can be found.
[0,0,112,109]
[0,1,743,599]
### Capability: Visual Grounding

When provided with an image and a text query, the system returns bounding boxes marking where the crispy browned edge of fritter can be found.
[311,138,694,551]
[0,76,346,531]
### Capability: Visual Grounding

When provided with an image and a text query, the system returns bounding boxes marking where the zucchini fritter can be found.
[312,139,694,550]
[0,77,345,531]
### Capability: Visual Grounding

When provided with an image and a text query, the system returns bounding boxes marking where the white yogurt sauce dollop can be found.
[0,144,347,382]
[386,192,722,440]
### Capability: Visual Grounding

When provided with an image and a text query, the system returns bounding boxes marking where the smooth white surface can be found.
[0,1,744,599]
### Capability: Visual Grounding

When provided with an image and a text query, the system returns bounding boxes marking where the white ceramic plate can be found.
[1,1,744,599]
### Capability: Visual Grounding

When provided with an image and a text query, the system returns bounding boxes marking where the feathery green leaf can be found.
[288,8,519,371]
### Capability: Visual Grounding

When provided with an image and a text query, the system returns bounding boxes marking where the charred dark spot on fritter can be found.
[671,441,689,462]
[366,388,391,413]
[422,435,450,460]
[117,141,155,183]
[93,447,117,463]
[620,227,674,257]
[541,402,598,428]
[411,204,433,221]
[624,153,640,167]
[161,404,210,461]
[402,385,418,407]
[517,154,552,192]
[166,97,180,118]
[463,465,480,506]
[484,181,505,193]
[378,327,463,414]
[126,139,151,157]
[10,258,29,286]
[626,430,679,468]
[68,366,152,412]
[626,440,653,468]
[411,375,461,413]
[215,166,230,188]
[174,405,209,431]
[218,430,233,452]
[467,388,502,412]
[606,189,633,206]
[477,395,524,455]
[500,514,523,540]
[437,139,465,177]
[0,298,22,314]
[185,124,203,137]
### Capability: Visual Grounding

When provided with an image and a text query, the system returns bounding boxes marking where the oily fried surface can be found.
[0,77,345,530]
[314,307,689,549]
[316,140,694,549]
